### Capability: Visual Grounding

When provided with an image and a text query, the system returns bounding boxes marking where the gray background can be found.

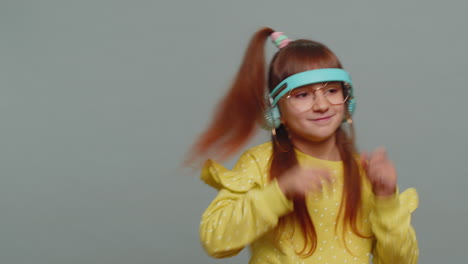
[1,0,467,263]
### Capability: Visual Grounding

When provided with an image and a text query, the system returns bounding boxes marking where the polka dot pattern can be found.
[200,142,419,263]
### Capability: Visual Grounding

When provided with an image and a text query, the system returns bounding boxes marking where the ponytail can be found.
[186,27,274,164]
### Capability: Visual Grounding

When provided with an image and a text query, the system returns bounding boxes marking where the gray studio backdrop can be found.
[1,0,467,263]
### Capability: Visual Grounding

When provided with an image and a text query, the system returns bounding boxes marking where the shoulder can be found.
[201,142,273,192]
[243,141,273,163]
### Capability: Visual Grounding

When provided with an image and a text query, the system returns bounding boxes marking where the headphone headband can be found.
[270,68,353,106]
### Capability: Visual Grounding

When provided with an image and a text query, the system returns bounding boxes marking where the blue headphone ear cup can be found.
[264,105,281,129]
[271,106,281,128]
[347,98,356,115]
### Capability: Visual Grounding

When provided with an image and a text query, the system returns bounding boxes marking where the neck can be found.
[290,134,341,161]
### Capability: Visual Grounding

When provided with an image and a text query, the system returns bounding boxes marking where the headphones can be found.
[264,68,356,129]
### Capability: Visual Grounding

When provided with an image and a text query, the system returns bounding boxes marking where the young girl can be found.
[187,27,419,264]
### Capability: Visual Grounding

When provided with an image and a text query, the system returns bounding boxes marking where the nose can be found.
[311,91,330,113]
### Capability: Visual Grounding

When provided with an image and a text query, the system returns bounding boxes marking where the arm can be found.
[199,152,293,258]
[360,149,419,263]
[370,188,419,264]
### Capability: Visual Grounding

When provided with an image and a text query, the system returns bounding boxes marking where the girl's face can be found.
[278,81,346,144]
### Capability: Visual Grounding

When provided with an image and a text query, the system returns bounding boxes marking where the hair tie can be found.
[271,32,291,49]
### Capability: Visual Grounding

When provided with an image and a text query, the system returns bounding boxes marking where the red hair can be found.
[186,27,274,163]
[187,27,370,257]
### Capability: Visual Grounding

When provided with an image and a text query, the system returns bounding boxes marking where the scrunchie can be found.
[271,32,291,49]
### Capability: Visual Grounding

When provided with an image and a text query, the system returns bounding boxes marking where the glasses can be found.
[285,82,350,113]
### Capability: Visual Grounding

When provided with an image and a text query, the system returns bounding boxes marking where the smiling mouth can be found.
[311,115,333,121]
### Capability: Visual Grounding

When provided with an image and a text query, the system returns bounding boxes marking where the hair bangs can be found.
[268,39,342,91]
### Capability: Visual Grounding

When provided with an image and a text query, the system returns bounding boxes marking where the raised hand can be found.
[361,147,397,197]
[277,165,332,200]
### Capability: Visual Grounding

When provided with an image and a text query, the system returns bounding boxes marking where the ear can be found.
[278,105,286,124]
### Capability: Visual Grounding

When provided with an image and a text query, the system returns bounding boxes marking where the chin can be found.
[308,132,337,143]
[295,127,338,143]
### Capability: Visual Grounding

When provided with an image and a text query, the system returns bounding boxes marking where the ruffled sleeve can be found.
[201,157,261,192]
[370,188,419,264]
[199,150,293,258]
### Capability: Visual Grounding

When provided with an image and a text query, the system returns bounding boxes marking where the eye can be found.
[324,87,340,95]
[292,91,311,99]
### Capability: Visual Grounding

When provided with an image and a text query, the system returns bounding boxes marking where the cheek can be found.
[327,105,345,127]
[335,104,346,116]
[278,106,302,126]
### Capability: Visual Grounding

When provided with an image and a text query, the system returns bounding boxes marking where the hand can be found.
[361,147,397,197]
[277,165,332,200]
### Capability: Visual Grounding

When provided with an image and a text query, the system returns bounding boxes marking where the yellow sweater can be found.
[200,142,419,264]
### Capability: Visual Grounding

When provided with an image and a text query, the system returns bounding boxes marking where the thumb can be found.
[373,147,388,161]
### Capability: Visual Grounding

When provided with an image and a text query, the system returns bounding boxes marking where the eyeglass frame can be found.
[269,68,354,107]
[284,81,351,111]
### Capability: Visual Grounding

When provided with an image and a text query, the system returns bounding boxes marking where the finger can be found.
[366,164,381,185]
[301,176,320,194]
[314,177,324,192]
[294,169,318,194]
[320,169,333,184]
[371,147,387,163]
[304,169,330,193]
[368,164,384,181]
